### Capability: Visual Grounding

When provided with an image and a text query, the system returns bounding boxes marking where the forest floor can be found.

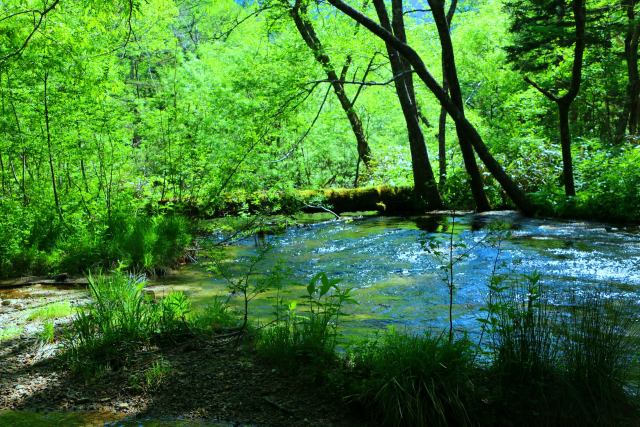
[0,299,364,427]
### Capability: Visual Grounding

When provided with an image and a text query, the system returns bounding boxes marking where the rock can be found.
[1,299,11,306]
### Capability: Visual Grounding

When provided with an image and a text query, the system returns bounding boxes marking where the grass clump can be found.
[191,296,238,331]
[129,357,172,392]
[348,332,476,427]
[0,326,23,342]
[39,321,55,344]
[62,271,191,376]
[561,297,640,424]
[483,277,640,426]
[26,301,73,321]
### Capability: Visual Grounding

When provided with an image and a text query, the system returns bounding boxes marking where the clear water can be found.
[152,212,640,340]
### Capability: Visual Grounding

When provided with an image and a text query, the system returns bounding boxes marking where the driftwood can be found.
[0,276,89,289]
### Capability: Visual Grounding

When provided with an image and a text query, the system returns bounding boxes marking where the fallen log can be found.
[0,276,89,289]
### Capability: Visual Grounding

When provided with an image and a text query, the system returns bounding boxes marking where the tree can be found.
[436,0,457,191]
[372,0,442,209]
[325,0,535,215]
[505,0,587,197]
[286,0,374,170]
[616,0,640,142]
[428,0,491,211]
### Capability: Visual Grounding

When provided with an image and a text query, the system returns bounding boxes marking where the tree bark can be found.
[372,0,442,210]
[437,0,458,190]
[429,0,490,211]
[290,2,373,168]
[327,0,536,215]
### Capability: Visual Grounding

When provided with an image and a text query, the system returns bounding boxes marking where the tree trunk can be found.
[43,70,63,222]
[616,0,640,142]
[437,87,447,188]
[429,0,490,211]
[326,0,536,215]
[371,0,442,210]
[558,102,576,196]
[437,0,458,189]
[290,3,373,168]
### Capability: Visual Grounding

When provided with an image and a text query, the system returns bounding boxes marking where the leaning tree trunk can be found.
[429,0,490,211]
[290,3,373,168]
[371,0,442,210]
[327,0,536,215]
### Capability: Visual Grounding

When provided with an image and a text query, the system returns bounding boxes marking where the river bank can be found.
[0,325,363,427]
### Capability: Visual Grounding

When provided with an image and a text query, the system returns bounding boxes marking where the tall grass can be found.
[256,273,355,370]
[561,296,640,424]
[63,272,190,375]
[349,332,475,427]
[484,281,640,426]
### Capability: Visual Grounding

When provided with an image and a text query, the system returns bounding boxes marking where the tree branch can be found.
[524,76,559,102]
[0,0,60,63]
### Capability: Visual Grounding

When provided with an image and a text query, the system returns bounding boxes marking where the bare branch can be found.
[270,85,332,163]
[524,76,559,102]
[308,69,414,87]
[0,0,60,63]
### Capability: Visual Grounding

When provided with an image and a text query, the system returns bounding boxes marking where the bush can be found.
[349,332,475,427]
[105,213,192,274]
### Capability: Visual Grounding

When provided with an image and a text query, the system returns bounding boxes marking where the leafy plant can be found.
[257,272,356,369]
[39,321,55,344]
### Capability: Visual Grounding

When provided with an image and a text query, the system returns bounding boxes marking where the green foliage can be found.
[129,358,172,392]
[191,296,238,331]
[349,331,475,427]
[0,326,23,342]
[482,274,640,425]
[562,296,640,422]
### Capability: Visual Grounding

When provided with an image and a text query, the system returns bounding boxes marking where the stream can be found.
[155,211,640,340]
